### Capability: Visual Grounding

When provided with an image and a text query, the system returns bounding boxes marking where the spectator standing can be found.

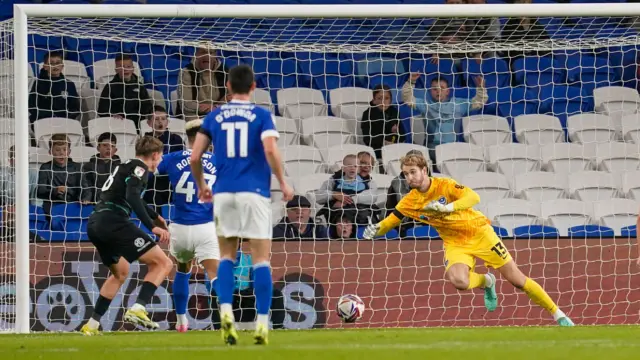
[36,134,81,215]
[97,53,153,130]
[29,51,80,123]
[80,132,121,204]
[272,195,328,241]
[402,74,487,164]
[361,85,406,161]
[178,48,228,120]
[144,106,184,154]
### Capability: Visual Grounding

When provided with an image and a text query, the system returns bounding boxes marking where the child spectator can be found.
[145,106,184,154]
[273,195,328,241]
[328,213,357,240]
[80,132,121,204]
[29,50,80,123]
[36,134,81,215]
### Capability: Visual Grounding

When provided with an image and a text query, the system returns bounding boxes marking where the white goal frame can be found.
[12,2,636,333]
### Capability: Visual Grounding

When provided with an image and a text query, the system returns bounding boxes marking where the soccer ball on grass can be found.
[336,294,365,323]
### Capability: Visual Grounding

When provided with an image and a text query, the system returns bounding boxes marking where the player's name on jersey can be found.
[175,154,214,172]
[214,107,257,122]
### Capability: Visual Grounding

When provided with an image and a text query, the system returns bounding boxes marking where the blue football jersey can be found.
[156,149,216,225]
[200,100,279,199]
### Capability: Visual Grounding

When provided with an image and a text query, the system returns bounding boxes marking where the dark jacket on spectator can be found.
[144,131,184,154]
[29,69,80,122]
[384,172,417,236]
[273,217,328,240]
[36,160,82,214]
[97,74,153,130]
[361,102,405,159]
[80,155,121,203]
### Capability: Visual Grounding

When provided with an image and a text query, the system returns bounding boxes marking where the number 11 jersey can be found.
[156,149,216,226]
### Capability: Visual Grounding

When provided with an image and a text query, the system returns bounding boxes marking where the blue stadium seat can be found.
[50,203,93,237]
[461,57,510,90]
[355,56,406,89]
[568,225,615,238]
[64,38,123,79]
[489,86,538,119]
[242,51,309,105]
[621,225,636,238]
[356,227,399,240]
[534,84,588,130]
[29,205,49,232]
[408,56,461,89]
[492,226,508,238]
[558,53,620,97]
[513,56,565,87]
[405,226,440,239]
[513,225,560,239]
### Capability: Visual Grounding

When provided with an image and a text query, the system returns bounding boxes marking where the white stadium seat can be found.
[592,199,638,236]
[329,87,372,129]
[593,142,640,172]
[486,198,540,237]
[274,116,300,147]
[271,175,294,203]
[381,143,430,177]
[87,117,138,147]
[271,201,286,225]
[620,113,640,144]
[277,88,328,120]
[301,116,354,158]
[568,171,619,202]
[621,170,640,200]
[0,118,15,158]
[91,58,142,90]
[149,89,167,111]
[593,86,639,132]
[39,60,90,92]
[540,199,592,236]
[116,144,136,162]
[566,113,617,144]
[540,143,593,173]
[70,146,97,163]
[34,117,84,149]
[281,145,325,178]
[487,143,540,180]
[514,114,564,145]
[251,88,275,114]
[373,174,394,207]
[326,144,377,173]
[167,117,186,141]
[462,172,512,204]
[292,174,331,205]
[463,115,512,147]
[514,171,567,202]
[170,90,179,116]
[435,142,485,180]
[29,146,51,171]
[0,60,34,117]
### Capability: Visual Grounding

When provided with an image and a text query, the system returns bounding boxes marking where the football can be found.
[336,294,365,323]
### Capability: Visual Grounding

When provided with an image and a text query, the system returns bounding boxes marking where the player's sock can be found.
[253,261,273,328]
[88,295,112,329]
[217,258,235,317]
[467,271,487,290]
[522,277,558,314]
[134,281,158,310]
[173,271,190,325]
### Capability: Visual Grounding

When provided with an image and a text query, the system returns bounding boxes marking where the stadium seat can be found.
[0,118,15,160]
[486,143,541,180]
[461,172,512,204]
[149,89,167,111]
[560,54,619,98]
[567,113,617,144]
[70,146,97,163]
[273,116,300,147]
[34,117,84,149]
[593,86,640,130]
[39,60,90,92]
[594,142,640,172]
[540,143,594,173]
[381,143,430,177]
[270,175,294,203]
[513,56,564,87]
[169,90,179,116]
[91,58,142,90]
[301,116,354,158]
[356,226,398,240]
[513,225,560,239]
[621,225,637,238]
[329,87,372,125]
[486,198,540,237]
[567,225,615,238]
[372,174,394,207]
[621,170,640,200]
[514,114,564,145]
[405,226,440,239]
[514,171,568,202]
[461,57,510,90]
[0,59,34,117]
[50,203,93,238]
[292,174,331,205]
[116,144,136,162]
[276,88,328,120]
[29,146,51,171]
[620,113,640,144]
[297,52,355,92]
[355,56,406,89]
[271,201,285,225]
[535,85,587,128]
[29,205,49,232]
[80,87,102,123]
[326,144,377,173]
[251,88,276,114]
[592,199,638,236]
[540,199,592,237]
[568,170,619,202]
[435,142,485,180]
[409,56,461,89]
[167,117,186,140]
[462,115,512,147]
[87,117,138,147]
[281,145,325,178]
[493,86,539,119]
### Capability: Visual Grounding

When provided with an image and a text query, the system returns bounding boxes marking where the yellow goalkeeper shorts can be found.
[443,224,512,271]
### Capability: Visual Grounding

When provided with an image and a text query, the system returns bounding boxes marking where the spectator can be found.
[178,47,228,120]
[429,0,468,45]
[80,132,121,204]
[402,74,487,164]
[501,0,551,62]
[36,134,81,215]
[273,195,328,241]
[361,85,406,161]
[357,151,375,180]
[328,214,357,240]
[384,150,425,236]
[28,51,80,123]
[97,53,153,130]
[144,106,184,154]
[464,0,502,44]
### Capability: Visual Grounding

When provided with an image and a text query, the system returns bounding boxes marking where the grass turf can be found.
[0,327,639,360]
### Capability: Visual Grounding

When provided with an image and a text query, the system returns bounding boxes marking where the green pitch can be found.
[1,327,639,360]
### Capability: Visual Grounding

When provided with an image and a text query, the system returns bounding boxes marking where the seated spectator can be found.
[315,154,379,226]
[361,85,406,161]
[357,151,375,180]
[273,195,328,241]
[328,213,357,241]
[0,145,38,238]
[402,74,487,164]
[97,53,153,130]
[384,150,425,236]
[178,47,228,120]
[36,134,81,215]
[29,50,80,123]
[145,106,184,154]
[80,132,121,204]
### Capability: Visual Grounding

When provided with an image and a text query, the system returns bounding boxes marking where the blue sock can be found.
[253,262,273,316]
[217,258,235,306]
[173,271,190,316]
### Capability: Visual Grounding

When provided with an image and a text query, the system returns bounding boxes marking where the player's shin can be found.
[467,271,487,290]
[173,270,191,327]
[87,295,112,330]
[522,277,560,316]
[253,261,273,328]
[216,258,235,318]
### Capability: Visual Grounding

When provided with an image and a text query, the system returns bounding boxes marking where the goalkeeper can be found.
[364,153,574,326]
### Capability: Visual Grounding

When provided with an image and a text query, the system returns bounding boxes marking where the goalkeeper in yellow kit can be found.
[363,153,574,326]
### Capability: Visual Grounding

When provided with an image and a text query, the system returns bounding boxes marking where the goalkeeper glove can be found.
[424,201,455,213]
[363,222,380,240]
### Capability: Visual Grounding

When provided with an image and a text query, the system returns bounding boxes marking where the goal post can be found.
[7,3,640,333]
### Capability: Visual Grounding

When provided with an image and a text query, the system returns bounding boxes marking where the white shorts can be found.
[214,192,272,240]
[168,222,220,264]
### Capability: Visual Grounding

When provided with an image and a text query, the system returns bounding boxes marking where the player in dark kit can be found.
[80,136,173,335]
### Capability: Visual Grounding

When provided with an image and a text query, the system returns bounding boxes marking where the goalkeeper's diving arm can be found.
[371,210,404,238]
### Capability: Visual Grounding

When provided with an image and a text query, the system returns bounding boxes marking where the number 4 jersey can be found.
[156,149,216,225]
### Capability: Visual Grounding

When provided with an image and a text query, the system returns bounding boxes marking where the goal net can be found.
[2,4,640,332]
